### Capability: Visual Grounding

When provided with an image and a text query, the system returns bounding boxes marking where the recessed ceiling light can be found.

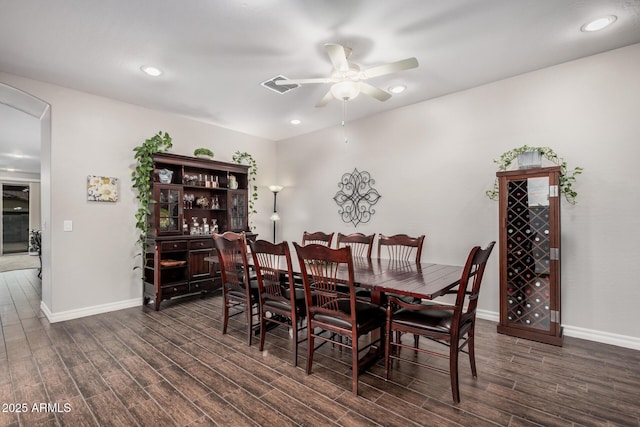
[389,85,406,94]
[141,65,163,77]
[290,119,301,125]
[581,15,617,32]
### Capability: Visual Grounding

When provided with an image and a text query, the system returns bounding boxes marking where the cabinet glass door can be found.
[505,176,551,331]
[158,187,181,233]
[229,191,247,231]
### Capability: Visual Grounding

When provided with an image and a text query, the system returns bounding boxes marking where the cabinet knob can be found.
[173,244,178,248]
[173,287,177,292]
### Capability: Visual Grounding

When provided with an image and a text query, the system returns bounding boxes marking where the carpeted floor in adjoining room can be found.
[0,254,40,273]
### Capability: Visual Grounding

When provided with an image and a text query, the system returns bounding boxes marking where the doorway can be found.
[0,82,50,316]
[2,183,30,254]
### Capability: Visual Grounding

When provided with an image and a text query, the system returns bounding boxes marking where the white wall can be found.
[0,72,277,318]
[277,43,640,346]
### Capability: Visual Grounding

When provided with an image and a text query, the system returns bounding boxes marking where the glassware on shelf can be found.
[203,218,209,234]
[183,218,189,234]
[212,195,220,210]
[183,174,195,186]
[190,217,199,235]
[212,219,218,234]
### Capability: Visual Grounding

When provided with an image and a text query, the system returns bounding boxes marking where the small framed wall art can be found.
[87,175,119,202]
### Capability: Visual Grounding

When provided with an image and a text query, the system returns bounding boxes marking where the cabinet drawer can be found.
[190,279,215,292]
[161,283,189,298]
[161,241,188,252]
[189,239,213,250]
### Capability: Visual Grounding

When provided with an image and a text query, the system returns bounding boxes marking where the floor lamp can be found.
[268,185,283,242]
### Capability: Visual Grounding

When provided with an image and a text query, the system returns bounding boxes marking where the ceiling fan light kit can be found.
[330,81,361,101]
[275,43,418,107]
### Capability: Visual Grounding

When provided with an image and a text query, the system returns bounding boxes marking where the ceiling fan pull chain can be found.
[342,100,348,143]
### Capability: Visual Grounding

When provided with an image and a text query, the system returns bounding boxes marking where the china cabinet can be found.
[496,166,563,346]
[143,153,250,310]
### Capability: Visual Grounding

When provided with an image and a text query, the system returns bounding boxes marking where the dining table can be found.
[343,257,464,305]
[205,252,465,304]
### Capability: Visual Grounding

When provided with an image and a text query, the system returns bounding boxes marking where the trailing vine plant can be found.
[486,145,583,204]
[131,131,173,262]
[232,151,258,229]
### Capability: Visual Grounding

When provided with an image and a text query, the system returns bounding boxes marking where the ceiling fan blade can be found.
[360,57,419,79]
[275,77,337,85]
[315,90,335,108]
[359,82,392,102]
[325,43,350,73]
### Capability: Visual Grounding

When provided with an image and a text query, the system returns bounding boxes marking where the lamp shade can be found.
[270,212,280,221]
[330,81,361,101]
[269,185,284,193]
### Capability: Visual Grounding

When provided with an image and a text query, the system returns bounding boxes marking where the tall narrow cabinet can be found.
[496,166,563,346]
[143,153,250,310]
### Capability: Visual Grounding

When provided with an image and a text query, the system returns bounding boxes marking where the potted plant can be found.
[193,147,214,159]
[131,131,173,261]
[486,145,583,204]
[232,151,258,229]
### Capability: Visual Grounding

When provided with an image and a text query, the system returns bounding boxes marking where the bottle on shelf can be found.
[190,217,199,235]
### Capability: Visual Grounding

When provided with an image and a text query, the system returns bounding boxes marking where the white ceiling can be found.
[1,0,640,174]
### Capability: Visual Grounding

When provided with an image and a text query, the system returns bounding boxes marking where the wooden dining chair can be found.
[213,231,260,346]
[377,233,425,262]
[379,233,426,345]
[302,231,334,247]
[249,239,307,366]
[336,232,375,258]
[336,233,376,300]
[293,243,386,395]
[384,241,495,403]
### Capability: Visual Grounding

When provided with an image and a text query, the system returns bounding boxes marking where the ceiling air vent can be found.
[261,75,299,94]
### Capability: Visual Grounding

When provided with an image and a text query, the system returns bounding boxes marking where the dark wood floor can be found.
[1,269,639,427]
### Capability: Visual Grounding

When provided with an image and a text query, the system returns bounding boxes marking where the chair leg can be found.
[468,330,477,378]
[413,334,419,350]
[222,292,229,335]
[450,341,460,403]
[291,313,298,367]
[351,333,359,395]
[246,301,253,346]
[306,328,314,375]
[385,326,393,379]
[259,312,267,352]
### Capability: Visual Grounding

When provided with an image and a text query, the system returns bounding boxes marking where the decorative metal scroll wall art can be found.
[333,168,381,226]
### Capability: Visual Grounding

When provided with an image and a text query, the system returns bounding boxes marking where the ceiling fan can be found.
[275,43,419,107]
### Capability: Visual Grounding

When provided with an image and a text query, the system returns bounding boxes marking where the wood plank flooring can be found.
[0,269,639,426]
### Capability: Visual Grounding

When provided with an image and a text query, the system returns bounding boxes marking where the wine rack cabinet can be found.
[496,166,563,346]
